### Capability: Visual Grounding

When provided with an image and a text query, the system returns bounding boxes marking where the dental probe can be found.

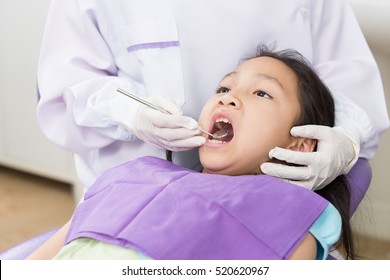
[116,88,220,138]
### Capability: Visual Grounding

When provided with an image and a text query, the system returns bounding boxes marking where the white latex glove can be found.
[130,95,206,151]
[260,125,360,190]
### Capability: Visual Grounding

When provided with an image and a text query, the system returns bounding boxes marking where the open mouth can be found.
[209,118,234,143]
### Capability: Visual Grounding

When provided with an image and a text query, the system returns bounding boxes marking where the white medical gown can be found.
[36,0,389,189]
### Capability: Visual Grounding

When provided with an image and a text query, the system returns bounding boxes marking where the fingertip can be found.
[197,136,207,145]
[290,125,308,137]
[268,147,278,159]
[188,136,207,147]
[290,126,299,137]
[260,163,269,173]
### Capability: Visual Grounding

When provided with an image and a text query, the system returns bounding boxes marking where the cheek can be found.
[240,117,292,150]
[198,102,213,127]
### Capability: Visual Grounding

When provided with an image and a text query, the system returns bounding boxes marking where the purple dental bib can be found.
[66,156,329,260]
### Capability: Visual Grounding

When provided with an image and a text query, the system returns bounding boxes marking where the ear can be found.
[287,137,317,152]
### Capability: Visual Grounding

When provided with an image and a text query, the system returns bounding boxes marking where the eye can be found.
[254,90,272,99]
[216,86,231,94]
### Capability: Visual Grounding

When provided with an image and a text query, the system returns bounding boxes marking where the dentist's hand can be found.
[260,125,359,190]
[130,95,206,151]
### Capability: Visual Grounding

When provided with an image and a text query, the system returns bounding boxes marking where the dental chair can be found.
[0,158,371,260]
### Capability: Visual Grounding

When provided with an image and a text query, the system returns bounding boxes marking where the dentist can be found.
[37,0,389,192]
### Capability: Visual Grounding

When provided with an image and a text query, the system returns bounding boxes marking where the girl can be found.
[28,46,355,260]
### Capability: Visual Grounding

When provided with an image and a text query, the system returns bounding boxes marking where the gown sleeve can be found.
[37,0,142,154]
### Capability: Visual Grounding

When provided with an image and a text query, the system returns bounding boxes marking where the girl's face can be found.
[198,56,301,175]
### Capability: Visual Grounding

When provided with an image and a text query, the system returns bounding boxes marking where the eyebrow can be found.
[257,73,284,89]
[220,71,284,89]
[220,71,236,81]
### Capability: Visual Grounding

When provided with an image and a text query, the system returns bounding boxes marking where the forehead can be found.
[236,56,296,81]
[233,56,298,99]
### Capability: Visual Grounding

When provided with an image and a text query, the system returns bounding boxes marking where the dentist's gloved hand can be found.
[260,125,360,190]
[130,95,206,151]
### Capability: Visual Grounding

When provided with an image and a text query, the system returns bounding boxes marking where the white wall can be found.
[0,0,78,187]
[349,0,390,241]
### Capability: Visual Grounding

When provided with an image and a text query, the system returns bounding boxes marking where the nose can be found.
[217,92,242,109]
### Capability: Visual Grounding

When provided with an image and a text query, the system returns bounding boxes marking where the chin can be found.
[200,156,226,169]
[202,167,230,175]
[201,163,245,176]
[202,162,260,176]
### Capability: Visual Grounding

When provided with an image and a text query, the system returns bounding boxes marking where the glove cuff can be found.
[333,120,361,174]
[106,90,139,141]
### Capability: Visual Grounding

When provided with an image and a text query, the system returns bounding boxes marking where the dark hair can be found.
[254,45,357,259]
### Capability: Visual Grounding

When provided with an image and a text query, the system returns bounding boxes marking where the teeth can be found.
[208,139,227,144]
[215,118,230,124]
